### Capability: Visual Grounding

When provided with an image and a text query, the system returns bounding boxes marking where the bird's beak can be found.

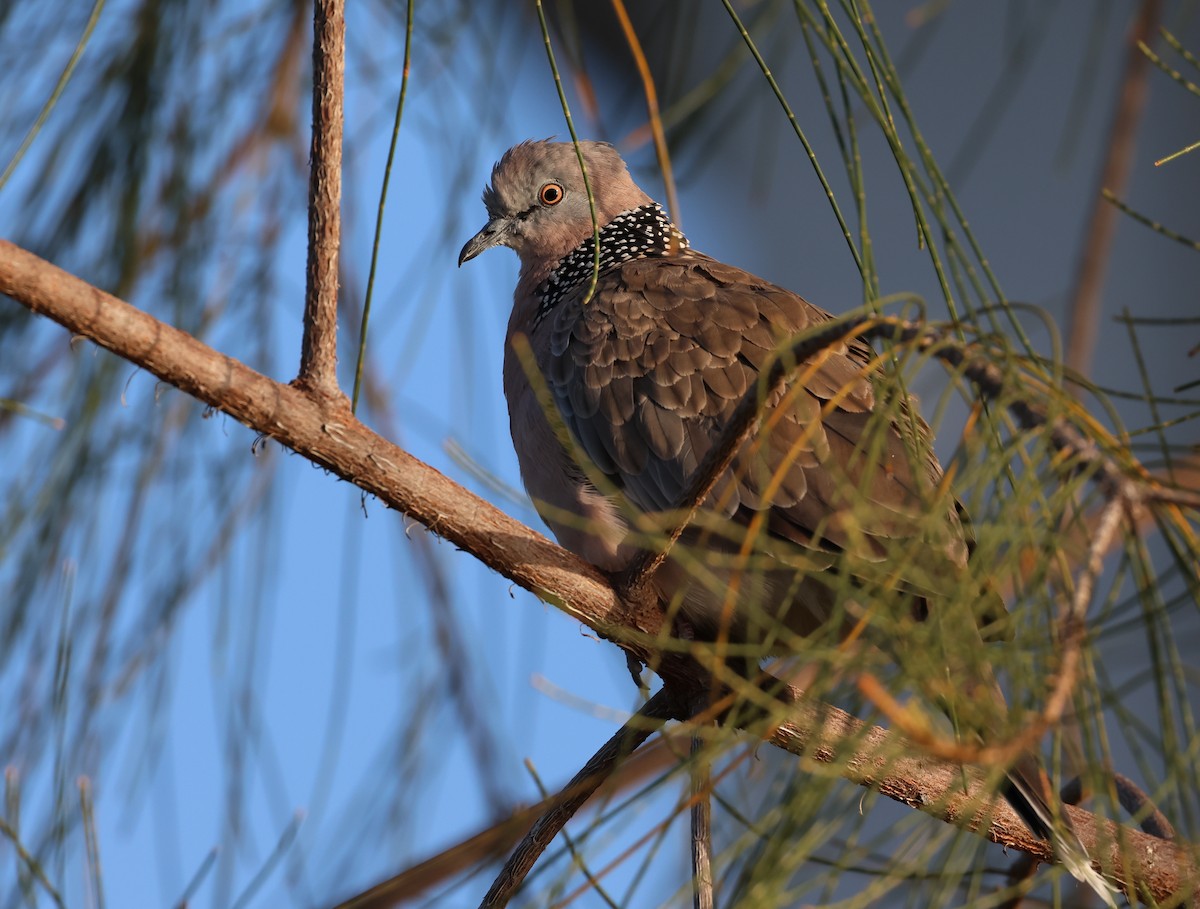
[458,217,509,266]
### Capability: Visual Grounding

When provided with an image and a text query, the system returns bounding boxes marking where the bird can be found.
[459,139,1116,904]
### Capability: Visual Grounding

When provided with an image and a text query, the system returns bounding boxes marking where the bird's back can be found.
[509,249,995,644]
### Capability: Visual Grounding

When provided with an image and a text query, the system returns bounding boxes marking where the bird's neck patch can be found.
[534,203,688,325]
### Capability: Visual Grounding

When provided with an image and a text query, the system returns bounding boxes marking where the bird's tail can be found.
[1003,755,1120,908]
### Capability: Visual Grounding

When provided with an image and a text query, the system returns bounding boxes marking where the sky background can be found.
[1,2,1198,908]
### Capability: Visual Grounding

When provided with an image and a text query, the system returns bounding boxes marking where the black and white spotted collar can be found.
[533,203,689,325]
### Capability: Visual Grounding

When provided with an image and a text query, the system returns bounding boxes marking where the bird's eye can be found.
[539,182,564,206]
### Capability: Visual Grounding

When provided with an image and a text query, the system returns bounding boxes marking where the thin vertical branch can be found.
[1064,0,1162,379]
[690,734,714,909]
[296,0,346,398]
[79,776,105,909]
[353,0,414,413]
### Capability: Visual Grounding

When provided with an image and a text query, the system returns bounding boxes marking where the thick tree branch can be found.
[1,242,1194,904]
[296,0,346,398]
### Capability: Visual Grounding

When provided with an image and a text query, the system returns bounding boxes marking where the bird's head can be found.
[458,140,653,271]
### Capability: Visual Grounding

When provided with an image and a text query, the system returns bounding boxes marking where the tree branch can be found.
[296,0,346,398]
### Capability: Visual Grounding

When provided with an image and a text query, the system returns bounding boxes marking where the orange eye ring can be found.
[539,182,564,206]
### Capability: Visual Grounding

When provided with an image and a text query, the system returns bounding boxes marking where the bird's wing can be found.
[544,253,973,601]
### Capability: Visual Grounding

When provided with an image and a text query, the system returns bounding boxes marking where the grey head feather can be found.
[461,140,654,271]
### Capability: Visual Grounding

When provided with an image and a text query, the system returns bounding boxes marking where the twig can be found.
[172,847,219,909]
[549,734,754,909]
[1063,0,1163,380]
[690,732,715,909]
[478,690,677,908]
[296,0,346,398]
[335,735,685,908]
[1103,188,1200,253]
[353,0,414,413]
[0,814,67,909]
[522,760,618,908]
[79,777,105,909]
[0,0,104,192]
[1112,773,1176,841]
[229,811,304,909]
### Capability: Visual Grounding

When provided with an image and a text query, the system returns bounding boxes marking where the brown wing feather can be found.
[546,251,982,608]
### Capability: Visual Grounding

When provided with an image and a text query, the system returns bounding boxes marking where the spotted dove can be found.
[459,139,1115,903]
